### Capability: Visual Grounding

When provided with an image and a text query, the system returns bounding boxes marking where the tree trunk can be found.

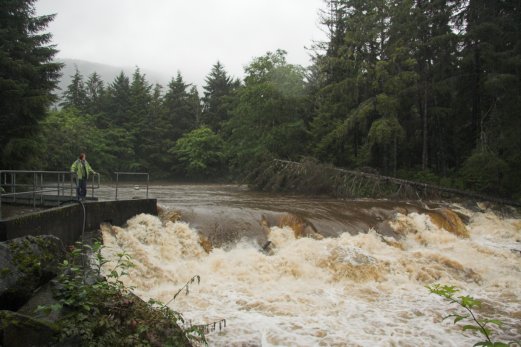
[422,85,428,170]
[472,43,482,149]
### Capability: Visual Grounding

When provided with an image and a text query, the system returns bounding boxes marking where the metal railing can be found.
[0,170,100,219]
[114,172,149,200]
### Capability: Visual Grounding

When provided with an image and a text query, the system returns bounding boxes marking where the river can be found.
[97,183,521,346]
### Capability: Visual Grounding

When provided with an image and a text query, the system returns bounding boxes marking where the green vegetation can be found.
[0,0,62,169]
[173,127,226,178]
[427,284,512,347]
[2,0,521,199]
[39,241,204,346]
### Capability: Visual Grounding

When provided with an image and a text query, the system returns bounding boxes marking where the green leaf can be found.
[460,295,481,309]
[481,319,503,327]
[454,315,467,324]
[462,325,481,331]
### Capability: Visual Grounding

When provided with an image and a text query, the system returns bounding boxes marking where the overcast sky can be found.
[35,0,327,87]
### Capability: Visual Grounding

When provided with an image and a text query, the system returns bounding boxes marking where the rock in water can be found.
[427,208,469,238]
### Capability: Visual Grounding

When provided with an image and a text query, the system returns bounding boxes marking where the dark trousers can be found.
[77,178,87,200]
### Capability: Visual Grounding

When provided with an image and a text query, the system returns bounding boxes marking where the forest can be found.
[1,0,520,200]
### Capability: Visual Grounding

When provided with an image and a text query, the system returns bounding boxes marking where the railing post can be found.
[12,173,16,203]
[115,172,119,200]
[146,173,149,199]
[0,171,3,220]
[33,172,36,208]
[70,172,74,198]
[57,173,61,201]
[40,173,44,205]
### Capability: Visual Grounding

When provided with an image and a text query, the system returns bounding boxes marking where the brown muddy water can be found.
[97,184,521,346]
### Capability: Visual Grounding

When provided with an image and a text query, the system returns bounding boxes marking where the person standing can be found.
[70,153,96,200]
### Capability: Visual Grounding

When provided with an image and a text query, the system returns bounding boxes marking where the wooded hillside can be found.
[1,0,520,200]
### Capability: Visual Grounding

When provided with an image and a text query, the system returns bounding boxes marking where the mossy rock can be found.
[0,235,65,311]
[0,310,60,347]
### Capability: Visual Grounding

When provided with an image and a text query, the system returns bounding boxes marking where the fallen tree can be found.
[248,158,521,207]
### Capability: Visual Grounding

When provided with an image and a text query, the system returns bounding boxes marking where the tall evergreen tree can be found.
[201,61,235,132]
[157,72,197,173]
[60,66,87,111]
[408,0,458,172]
[163,72,196,141]
[84,72,105,116]
[188,85,202,126]
[139,83,166,176]
[104,71,131,127]
[129,67,152,165]
[311,0,402,172]
[456,0,521,194]
[0,0,62,167]
[101,71,136,170]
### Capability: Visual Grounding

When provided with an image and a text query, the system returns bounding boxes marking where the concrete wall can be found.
[0,199,157,245]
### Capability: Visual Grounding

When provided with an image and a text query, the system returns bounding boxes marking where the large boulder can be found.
[427,208,469,238]
[0,235,65,311]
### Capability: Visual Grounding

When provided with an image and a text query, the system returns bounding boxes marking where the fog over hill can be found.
[55,58,201,99]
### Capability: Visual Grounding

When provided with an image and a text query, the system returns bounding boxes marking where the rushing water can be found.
[98,184,521,346]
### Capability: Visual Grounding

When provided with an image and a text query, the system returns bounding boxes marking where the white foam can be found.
[100,210,521,346]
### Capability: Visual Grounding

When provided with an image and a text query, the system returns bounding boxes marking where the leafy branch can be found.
[36,241,205,345]
[427,284,511,347]
[165,275,201,306]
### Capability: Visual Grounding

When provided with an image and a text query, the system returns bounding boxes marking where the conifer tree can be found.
[0,0,62,167]
[163,72,196,141]
[104,71,131,127]
[101,71,136,170]
[60,66,87,111]
[140,84,166,176]
[84,72,105,116]
[456,0,521,194]
[188,86,202,126]
[201,61,235,132]
[129,67,152,168]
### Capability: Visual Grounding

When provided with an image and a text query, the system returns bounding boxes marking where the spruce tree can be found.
[84,72,105,116]
[0,0,62,167]
[201,61,234,132]
[163,72,196,141]
[104,71,131,127]
[101,71,136,170]
[60,66,87,111]
[129,67,152,168]
[456,0,521,195]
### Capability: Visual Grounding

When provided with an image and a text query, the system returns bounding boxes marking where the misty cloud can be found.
[35,0,326,87]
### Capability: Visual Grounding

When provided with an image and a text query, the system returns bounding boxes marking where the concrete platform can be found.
[0,199,157,245]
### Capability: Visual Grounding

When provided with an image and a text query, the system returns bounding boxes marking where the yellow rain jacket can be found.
[70,159,95,179]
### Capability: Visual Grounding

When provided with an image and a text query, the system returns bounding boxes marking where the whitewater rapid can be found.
[100,205,521,346]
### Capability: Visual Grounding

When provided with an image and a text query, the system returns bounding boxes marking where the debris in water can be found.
[261,240,273,255]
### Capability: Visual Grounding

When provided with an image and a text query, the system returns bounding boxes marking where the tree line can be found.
[1,0,520,199]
